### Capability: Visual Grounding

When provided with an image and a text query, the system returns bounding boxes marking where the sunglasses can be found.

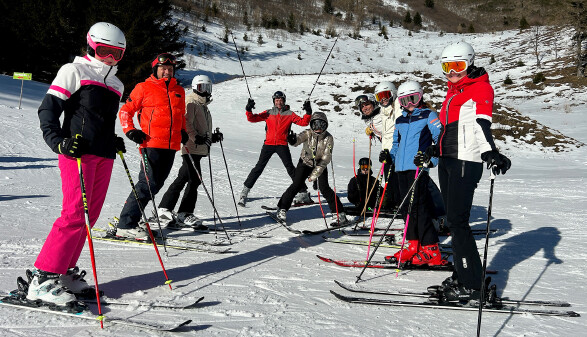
[398,93,422,108]
[95,44,125,61]
[441,60,468,74]
[374,90,392,102]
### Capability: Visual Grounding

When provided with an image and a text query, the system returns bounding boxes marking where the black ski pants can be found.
[382,162,401,210]
[438,157,484,289]
[396,170,439,246]
[243,144,306,192]
[277,159,343,213]
[159,154,205,214]
[118,148,176,229]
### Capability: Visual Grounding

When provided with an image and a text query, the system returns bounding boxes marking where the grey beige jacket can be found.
[182,92,212,156]
[291,112,333,181]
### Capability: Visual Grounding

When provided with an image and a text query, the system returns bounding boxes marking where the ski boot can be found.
[276,208,287,223]
[238,186,250,207]
[385,240,419,263]
[177,213,209,231]
[410,243,446,266]
[330,212,350,227]
[26,269,77,306]
[58,267,101,299]
[293,191,314,206]
[157,207,175,222]
[116,226,150,241]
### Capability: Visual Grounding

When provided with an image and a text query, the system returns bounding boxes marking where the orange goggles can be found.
[374,90,392,102]
[441,60,468,74]
[360,164,370,170]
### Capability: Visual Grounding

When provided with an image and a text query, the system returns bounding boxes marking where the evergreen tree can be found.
[404,11,412,25]
[324,0,334,14]
[414,12,423,27]
[519,17,530,30]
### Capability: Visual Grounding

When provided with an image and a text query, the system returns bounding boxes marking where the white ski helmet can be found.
[440,41,475,66]
[192,75,212,96]
[87,22,126,50]
[397,81,423,108]
[374,81,397,104]
[355,93,378,109]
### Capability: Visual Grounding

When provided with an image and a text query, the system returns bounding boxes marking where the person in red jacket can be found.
[115,52,188,240]
[424,42,511,302]
[238,91,312,207]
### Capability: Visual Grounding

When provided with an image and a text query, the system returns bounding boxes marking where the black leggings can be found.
[243,144,306,191]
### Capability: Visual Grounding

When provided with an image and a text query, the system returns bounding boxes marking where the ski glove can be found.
[379,149,392,164]
[422,144,439,164]
[212,131,223,143]
[114,136,126,153]
[58,135,88,158]
[126,129,147,145]
[181,129,189,145]
[303,100,312,115]
[481,150,511,175]
[287,131,297,145]
[195,134,212,147]
[246,98,255,112]
[413,151,433,168]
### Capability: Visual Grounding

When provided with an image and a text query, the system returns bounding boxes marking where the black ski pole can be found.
[207,136,216,228]
[184,146,231,242]
[215,127,242,228]
[476,167,496,337]
[230,31,252,98]
[356,168,425,283]
[75,153,104,328]
[308,36,338,99]
[118,150,173,289]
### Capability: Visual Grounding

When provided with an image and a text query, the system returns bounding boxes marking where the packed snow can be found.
[0,12,586,337]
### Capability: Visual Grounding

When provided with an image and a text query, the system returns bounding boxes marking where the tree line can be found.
[1,0,186,93]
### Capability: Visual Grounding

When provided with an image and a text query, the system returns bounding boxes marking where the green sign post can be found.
[13,72,32,109]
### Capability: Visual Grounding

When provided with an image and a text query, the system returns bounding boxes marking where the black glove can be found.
[195,134,212,147]
[246,98,255,112]
[181,130,189,145]
[424,144,439,160]
[212,131,223,143]
[481,150,511,175]
[379,149,392,164]
[287,131,297,145]
[313,180,318,190]
[414,151,433,168]
[58,135,88,158]
[125,129,147,144]
[114,136,126,153]
[303,100,312,115]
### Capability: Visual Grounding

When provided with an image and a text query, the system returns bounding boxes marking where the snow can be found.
[1,14,586,336]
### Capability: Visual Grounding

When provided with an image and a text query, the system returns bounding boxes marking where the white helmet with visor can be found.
[87,22,126,61]
[440,41,475,74]
[192,75,212,96]
[397,81,423,109]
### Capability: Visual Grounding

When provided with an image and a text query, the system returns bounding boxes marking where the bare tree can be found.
[568,0,587,76]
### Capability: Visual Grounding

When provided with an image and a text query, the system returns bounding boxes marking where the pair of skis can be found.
[265,210,362,235]
[331,280,579,317]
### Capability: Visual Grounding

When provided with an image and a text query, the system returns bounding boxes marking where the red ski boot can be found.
[410,243,446,266]
[385,240,419,263]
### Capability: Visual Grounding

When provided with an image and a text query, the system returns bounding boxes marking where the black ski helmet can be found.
[151,53,177,77]
[358,157,372,168]
[272,91,286,104]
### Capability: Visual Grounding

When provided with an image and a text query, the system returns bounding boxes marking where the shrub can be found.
[504,75,513,84]
[533,72,546,84]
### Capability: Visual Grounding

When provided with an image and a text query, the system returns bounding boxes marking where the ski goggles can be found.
[398,93,422,108]
[374,90,392,102]
[355,95,372,109]
[194,83,212,94]
[151,53,177,68]
[441,60,468,74]
[95,44,125,61]
[359,164,371,170]
[311,119,327,132]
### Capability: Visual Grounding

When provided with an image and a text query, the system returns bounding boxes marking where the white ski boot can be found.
[59,267,93,296]
[293,191,313,205]
[116,226,149,241]
[276,208,287,223]
[157,207,175,222]
[27,269,76,306]
[331,212,350,226]
[238,186,250,207]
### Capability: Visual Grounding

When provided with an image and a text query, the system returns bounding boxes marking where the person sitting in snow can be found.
[347,157,381,214]
[275,112,349,226]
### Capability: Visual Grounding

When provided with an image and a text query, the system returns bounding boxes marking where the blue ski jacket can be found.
[390,107,442,172]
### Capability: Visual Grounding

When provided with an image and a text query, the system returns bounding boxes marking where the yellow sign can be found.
[13,72,32,80]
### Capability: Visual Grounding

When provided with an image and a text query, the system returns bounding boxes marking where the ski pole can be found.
[353,161,385,231]
[476,166,496,337]
[355,168,424,283]
[215,127,242,228]
[330,158,340,223]
[184,146,231,242]
[118,151,173,289]
[364,164,386,259]
[137,146,169,256]
[207,139,216,228]
[230,31,252,98]
[363,135,373,226]
[308,36,339,99]
[76,154,104,328]
[395,167,420,277]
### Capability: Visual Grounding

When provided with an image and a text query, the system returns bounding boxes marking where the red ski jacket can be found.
[246,106,311,145]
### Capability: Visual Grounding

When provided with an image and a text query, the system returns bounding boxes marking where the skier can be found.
[424,42,511,301]
[239,91,312,206]
[383,81,444,266]
[27,22,127,306]
[116,52,188,240]
[157,75,221,230]
[276,112,349,225]
[347,158,381,213]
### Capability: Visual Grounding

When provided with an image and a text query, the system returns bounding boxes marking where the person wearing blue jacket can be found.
[385,81,443,266]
